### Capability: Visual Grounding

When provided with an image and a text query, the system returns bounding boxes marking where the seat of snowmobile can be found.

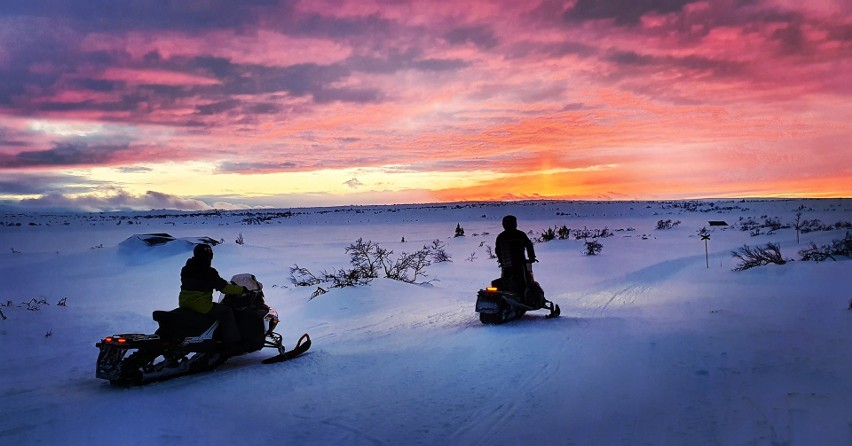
[153,308,216,339]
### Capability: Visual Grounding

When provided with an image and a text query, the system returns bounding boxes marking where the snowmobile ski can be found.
[262,333,311,364]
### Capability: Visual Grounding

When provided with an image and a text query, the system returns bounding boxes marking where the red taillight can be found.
[486,287,498,292]
[103,336,127,344]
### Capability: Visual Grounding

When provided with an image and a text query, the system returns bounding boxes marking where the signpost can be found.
[701,234,711,268]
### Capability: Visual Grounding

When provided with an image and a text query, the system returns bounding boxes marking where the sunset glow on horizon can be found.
[1,0,850,211]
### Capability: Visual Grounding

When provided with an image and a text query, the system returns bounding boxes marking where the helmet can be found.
[193,243,213,261]
[502,215,517,230]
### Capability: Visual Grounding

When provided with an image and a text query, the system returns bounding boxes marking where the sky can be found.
[0,0,850,211]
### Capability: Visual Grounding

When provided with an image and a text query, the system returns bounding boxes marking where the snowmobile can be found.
[475,261,560,324]
[95,274,311,386]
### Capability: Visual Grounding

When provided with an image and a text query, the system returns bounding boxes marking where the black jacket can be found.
[180,257,228,292]
[495,228,536,269]
[178,257,242,313]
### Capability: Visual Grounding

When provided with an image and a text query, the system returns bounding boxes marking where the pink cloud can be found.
[98,67,221,87]
[0,0,849,209]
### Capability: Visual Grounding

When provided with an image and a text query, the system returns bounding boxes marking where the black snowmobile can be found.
[475,262,560,324]
[96,274,311,386]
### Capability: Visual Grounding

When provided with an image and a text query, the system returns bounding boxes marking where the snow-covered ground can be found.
[1,199,850,445]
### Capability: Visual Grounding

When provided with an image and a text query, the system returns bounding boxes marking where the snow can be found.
[1,199,851,445]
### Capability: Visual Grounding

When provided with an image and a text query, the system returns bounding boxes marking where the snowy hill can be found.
[1,199,851,445]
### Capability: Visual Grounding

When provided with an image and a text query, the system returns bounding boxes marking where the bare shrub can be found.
[323,267,373,288]
[484,243,496,259]
[731,243,786,271]
[738,217,760,232]
[289,238,441,292]
[799,243,836,262]
[799,232,852,262]
[574,227,613,240]
[835,231,852,256]
[345,238,389,279]
[535,225,571,242]
[310,287,328,300]
[584,239,603,256]
[429,239,452,263]
[793,205,806,244]
[384,249,431,283]
[655,219,681,230]
[289,265,321,287]
[738,215,790,235]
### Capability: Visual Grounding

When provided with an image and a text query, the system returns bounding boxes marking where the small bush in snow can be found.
[799,243,836,262]
[793,205,806,244]
[535,225,571,242]
[384,248,431,283]
[454,223,465,237]
[799,232,852,262]
[763,217,785,233]
[584,239,603,256]
[737,215,791,235]
[429,239,452,263]
[288,265,322,287]
[289,238,440,292]
[731,242,786,271]
[310,287,328,300]
[25,298,50,311]
[798,219,852,234]
[574,227,613,240]
[235,233,245,245]
[484,243,496,259]
[655,219,681,230]
[325,267,374,288]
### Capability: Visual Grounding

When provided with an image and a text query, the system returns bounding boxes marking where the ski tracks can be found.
[574,254,700,317]
[447,335,569,445]
[596,282,650,315]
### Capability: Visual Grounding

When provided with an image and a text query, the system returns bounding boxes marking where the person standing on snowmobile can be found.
[179,243,244,353]
[495,215,537,298]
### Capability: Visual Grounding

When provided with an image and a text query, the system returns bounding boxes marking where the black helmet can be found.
[193,243,213,261]
[502,215,517,230]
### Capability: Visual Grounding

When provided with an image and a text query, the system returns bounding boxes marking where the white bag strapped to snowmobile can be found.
[218,273,263,302]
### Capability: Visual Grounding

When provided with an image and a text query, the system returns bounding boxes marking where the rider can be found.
[495,215,536,298]
[179,243,245,353]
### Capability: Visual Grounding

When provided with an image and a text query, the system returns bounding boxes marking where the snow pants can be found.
[501,266,544,308]
[206,302,241,343]
[501,266,528,296]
